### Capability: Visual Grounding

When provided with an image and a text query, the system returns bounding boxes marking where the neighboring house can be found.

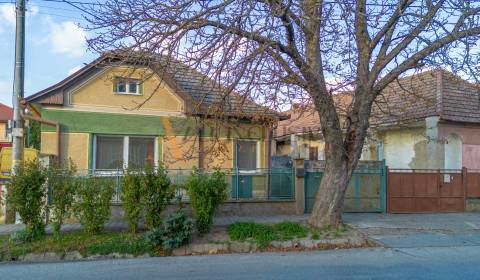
[26,54,278,173]
[275,70,480,169]
[0,103,12,151]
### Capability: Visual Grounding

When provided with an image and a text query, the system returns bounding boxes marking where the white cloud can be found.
[48,21,87,57]
[28,4,39,17]
[67,65,82,76]
[0,3,40,34]
[0,4,15,26]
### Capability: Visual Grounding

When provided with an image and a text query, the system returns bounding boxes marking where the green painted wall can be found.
[41,109,265,139]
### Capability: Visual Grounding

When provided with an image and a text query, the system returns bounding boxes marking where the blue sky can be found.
[0,1,96,107]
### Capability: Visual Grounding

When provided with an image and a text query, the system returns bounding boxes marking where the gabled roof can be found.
[275,69,480,138]
[0,103,13,121]
[371,69,480,125]
[27,53,279,120]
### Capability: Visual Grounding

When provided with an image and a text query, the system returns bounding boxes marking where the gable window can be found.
[114,78,141,95]
[236,140,258,170]
[94,135,156,170]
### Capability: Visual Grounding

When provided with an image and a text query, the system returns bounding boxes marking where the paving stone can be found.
[21,253,61,262]
[64,251,83,261]
[299,239,316,249]
[172,246,189,256]
[229,241,251,253]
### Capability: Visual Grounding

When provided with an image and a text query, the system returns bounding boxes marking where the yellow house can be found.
[26,54,278,176]
[0,103,12,151]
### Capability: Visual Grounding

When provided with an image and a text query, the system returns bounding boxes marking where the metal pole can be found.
[12,0,26,174]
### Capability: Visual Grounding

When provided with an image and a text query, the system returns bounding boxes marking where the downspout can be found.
[20,102,61,160]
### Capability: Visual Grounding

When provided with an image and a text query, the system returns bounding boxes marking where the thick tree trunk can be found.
[308,161,352,227]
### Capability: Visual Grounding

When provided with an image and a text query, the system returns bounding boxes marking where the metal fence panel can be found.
[304,160,386,213]
[59,168,295,204]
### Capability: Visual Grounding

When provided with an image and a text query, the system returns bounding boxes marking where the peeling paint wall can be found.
[439,123,480,169]
[381,127,430,169]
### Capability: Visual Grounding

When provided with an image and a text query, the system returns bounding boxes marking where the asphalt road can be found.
[2,246,480,280]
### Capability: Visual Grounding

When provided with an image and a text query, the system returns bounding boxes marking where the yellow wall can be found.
[203,138,233,169]
[162,136,237,169]
[41,132,90,169]
[70,66,184,114]
[162,135,199,169]
[0,122,9,143]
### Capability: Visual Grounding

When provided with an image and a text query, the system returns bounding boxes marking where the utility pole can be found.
[12,0,26,175]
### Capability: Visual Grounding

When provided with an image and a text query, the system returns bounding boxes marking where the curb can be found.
[3,234,375,262]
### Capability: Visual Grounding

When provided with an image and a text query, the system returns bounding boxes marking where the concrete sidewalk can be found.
[343,213,480,248]
[0,215,310,236]
[5,212,480,249]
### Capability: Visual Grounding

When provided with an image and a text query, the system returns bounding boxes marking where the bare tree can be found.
[83,0,480,227]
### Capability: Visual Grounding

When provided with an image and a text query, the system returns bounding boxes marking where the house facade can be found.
[0,103,12,151]
[26,54,276,173]
[275,70,480,170]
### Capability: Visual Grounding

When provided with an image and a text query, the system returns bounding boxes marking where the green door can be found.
[232,175,253,198]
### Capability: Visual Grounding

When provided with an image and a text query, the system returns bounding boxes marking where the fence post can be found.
[462,167,467,211]
[381,159,387,213]
[234,167,239,200]
[385,165,390,213]
[293,158,305,215]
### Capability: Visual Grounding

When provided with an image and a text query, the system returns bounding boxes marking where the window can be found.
[129,137,155,168]
[236,140,257,170]
[309,146,318,161]
[96,136,124,169]
[115,78,141,95]
[95,135,156,170]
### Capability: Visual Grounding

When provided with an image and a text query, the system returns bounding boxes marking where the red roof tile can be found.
[275,70,480,138]
[0,103,13,121]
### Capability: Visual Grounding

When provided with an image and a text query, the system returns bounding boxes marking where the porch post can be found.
[294,157,305,215]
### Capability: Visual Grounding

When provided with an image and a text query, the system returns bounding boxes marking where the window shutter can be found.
[112,78,117,92]
[139,82,144,95]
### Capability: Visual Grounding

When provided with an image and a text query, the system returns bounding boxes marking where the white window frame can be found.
[114,78,141,95]
[93,135,158,173]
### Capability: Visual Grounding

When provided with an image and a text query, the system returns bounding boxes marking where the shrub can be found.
[142,164,175,230]
[74,176,114,234]
[48,160,78,236]
[9,229,42,243]
[8,160,47,239]
[121,167,144,233]
[146,210,193,250]
[185,169,227,234]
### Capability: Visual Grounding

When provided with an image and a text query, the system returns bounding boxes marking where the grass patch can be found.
[228,221,308,249]
[311,225,348,239]
[273,221,308,240]
[0,232,157,261]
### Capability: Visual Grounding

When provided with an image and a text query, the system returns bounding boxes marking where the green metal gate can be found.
[304,161,386,213]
